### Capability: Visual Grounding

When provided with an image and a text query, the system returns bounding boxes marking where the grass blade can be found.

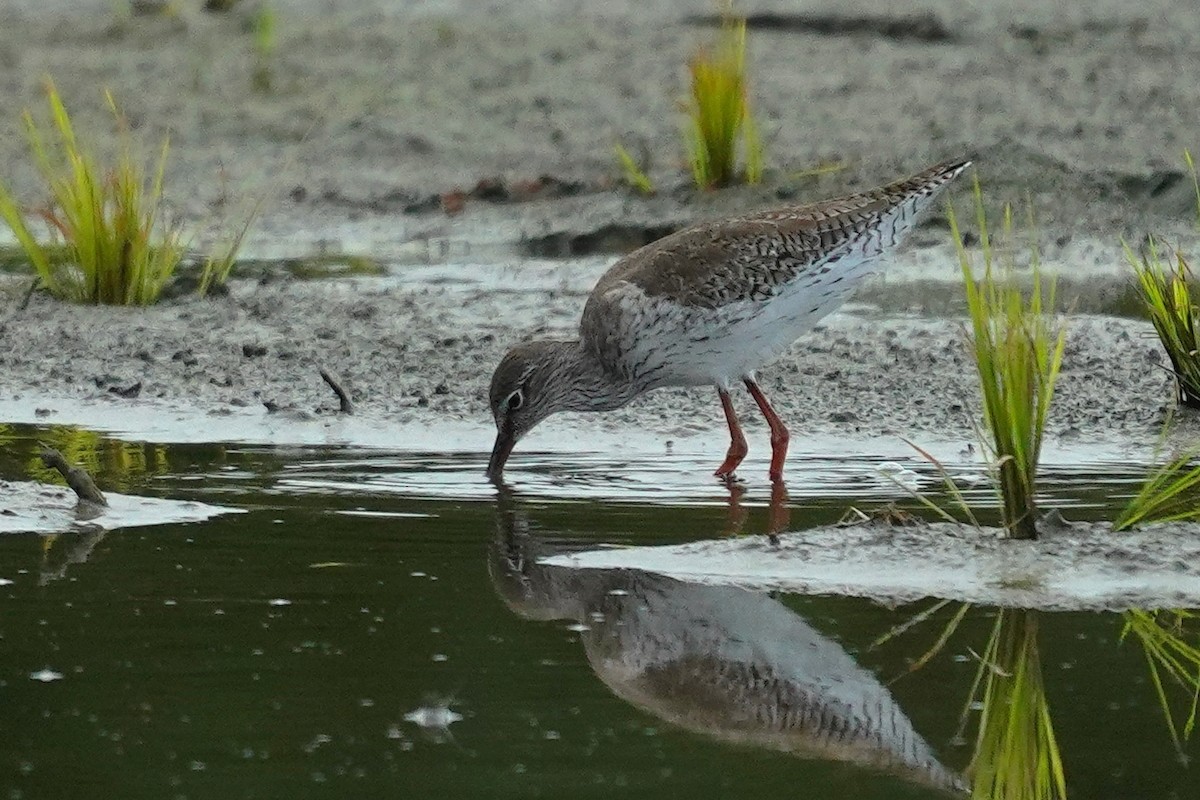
[949,176,1065,539]
[613,143,655,195]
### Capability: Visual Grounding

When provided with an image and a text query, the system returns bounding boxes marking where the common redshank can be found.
[487,159,970,480]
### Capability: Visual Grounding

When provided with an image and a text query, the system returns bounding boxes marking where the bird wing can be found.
[588,159,970,312]
[578,159,970,371]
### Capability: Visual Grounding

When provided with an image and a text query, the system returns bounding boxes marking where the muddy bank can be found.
[0,0,1198,466]
[0,261,1180,457]
[0,479,239,536]
[0,0,1198,253]
[542,517,1200,611]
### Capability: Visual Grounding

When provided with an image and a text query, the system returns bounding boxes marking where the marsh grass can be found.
[1114,445,1200,531]
[1121,609,1200,757]
[1127,150,1200,407]
[949,179,1066,540]
[884,438,981,528]
[1187,149,1200,229]
[685,11,764,188]
[962,610,1066,800]
[250,2,277,92]
[613,143,655,195]
[1126,240,1200,407]
[195,191,268,295]
[0,80,260,303]
[0,81,187,305]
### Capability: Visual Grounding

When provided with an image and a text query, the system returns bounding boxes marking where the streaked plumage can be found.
[487,159,971,480]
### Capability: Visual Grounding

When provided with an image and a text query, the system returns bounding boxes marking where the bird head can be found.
[486,340,576,479]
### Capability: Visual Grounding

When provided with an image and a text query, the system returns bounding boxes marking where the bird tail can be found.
[881,158,973,206]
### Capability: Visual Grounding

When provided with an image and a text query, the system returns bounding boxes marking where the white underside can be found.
[618,253,881,389]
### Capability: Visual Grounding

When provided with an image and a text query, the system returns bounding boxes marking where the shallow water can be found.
[1,423,1198,799]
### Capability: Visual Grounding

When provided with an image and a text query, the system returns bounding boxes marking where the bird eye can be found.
[506,389,524,411]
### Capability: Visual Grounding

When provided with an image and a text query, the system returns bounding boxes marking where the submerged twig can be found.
[38,445,107,506]
[318,366,354,414]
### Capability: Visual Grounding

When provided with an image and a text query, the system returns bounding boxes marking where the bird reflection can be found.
[490,489,966,795]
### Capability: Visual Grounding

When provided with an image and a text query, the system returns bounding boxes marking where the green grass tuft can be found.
[684,12,765,189]
[949,178,1066,540]
[0,80,261,304]
[1114,445,1200,531]
[1126,239,1200,407]
[1128,150,1200,406]
[0,79,187,305]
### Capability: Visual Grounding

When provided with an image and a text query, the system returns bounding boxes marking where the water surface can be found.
[1,425,1197,799]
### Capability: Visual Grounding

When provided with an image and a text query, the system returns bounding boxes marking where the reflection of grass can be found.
[879,604,1065,798]
[1121,609,1200,757]
[884,601,1200,797]
[684,10,764,188]
[949,179,1066,540]
[872,598,973,678]
[963,610,1066,800]
[28,427,169,493]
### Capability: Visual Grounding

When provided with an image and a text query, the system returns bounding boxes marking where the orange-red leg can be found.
[744,378,790,482]
[714,387,748,478]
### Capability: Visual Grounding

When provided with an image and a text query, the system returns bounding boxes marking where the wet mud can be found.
[0,0,1198,254]
[0,265,1181,456]
[544,517,1200,612]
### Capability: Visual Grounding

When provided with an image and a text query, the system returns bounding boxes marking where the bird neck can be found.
[547,340,637,413]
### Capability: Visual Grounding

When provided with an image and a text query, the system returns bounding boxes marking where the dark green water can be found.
[1,425,1197,799]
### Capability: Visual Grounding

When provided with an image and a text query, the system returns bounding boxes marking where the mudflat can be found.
[0,0,1195,457]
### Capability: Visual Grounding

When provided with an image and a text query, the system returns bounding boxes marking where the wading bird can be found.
[487,159,970,481]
